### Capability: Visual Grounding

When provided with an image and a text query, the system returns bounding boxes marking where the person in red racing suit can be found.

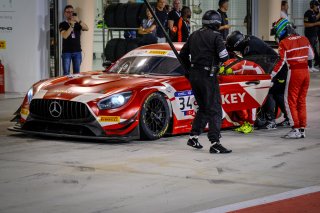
[271,18,314,139]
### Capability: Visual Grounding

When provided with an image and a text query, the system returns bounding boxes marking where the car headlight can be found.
[27,88,33,104]
[98,91,132,110]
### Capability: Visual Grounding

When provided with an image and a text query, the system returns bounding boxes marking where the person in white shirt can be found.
[280,1,289,19]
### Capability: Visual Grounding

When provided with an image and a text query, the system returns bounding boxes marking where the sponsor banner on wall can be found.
[0,0,14,34]
[0,40,6,49]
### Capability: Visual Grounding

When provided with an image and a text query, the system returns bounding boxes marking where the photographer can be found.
[59,5,89,75]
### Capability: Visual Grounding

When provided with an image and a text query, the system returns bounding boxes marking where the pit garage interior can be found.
[0,0,320,212]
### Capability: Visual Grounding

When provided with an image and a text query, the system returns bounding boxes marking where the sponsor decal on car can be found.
[20,108,29,120]
[99,116,120,123]
[67,74,82,78]
[173,90,197,119]
[183,110,195,116]
[221,93,246,104]
[123,50,176,59]
[174,90,193,97]
[147,50,168,55]
[21,108,29,115]
[52,89,75,94]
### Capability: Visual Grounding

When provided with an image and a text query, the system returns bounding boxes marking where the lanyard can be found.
[147,19,154,27]
[182,19,190,34]
[175,10,181,18]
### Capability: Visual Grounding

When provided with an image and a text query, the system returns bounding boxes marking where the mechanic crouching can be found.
[179,10,232,154]
[225,31,289,130]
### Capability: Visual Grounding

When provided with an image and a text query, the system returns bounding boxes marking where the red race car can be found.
[9,43,274,141]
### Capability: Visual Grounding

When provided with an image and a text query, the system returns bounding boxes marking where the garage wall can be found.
[0,0,49,93]
[257,0,281,41]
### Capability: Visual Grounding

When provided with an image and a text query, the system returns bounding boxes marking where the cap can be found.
[310,0,320,7]
[219,0,229,7]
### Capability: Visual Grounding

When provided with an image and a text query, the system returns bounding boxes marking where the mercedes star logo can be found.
[49,101,62,118]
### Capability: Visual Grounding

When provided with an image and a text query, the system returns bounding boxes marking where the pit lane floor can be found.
[0,73,319,213]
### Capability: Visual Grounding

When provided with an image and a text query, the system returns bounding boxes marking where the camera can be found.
[73,12,77,16]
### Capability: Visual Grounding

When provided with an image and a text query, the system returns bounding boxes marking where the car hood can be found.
[37,73,170,100]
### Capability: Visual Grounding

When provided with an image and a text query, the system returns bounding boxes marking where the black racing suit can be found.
[241,36,287,123]
[179,27,229,142]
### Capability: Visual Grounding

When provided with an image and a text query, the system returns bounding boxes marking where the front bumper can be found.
[8,123,139,142]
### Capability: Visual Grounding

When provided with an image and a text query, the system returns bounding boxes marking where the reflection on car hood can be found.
[39,73,171,100]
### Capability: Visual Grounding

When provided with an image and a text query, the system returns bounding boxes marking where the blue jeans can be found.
[61,52,82,75]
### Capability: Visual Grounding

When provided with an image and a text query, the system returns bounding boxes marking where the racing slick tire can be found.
[104,4,119,28]
[140,93,170,140]
[114,3,127,28]
[104,39,119,62]
[115,39,127,60]
[125,3,143,28]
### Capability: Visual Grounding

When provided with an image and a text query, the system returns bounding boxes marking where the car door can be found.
[218,55,277,113]
[219,74,272,112]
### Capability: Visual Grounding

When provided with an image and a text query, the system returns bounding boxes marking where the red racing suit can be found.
[271,35,314,128]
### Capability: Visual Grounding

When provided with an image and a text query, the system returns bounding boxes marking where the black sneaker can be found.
[277,119,290,128]
[259,121,277,130]
[210,142,232,154]
[187,138,203,149]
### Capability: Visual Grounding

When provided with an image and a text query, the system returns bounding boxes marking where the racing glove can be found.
[219,66,233,75]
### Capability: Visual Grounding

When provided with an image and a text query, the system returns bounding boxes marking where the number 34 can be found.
[178,96,193,110]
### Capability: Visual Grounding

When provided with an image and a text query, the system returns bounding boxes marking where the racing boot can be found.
[187,136,203,149]
[299,128,306,138]
[235,121,253,134]
[283,128,302,139]
[210,142,232,154]
[277,119,290,128]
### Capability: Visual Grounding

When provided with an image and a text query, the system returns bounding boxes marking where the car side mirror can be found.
[102,60,112,69]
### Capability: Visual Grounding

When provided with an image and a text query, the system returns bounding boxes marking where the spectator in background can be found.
[59,5,89,75]
[217,0,230,40]
[137,8,157,46]
[280,1,289,19]
[280,1,298,30]
[304,0,320,72]
[175,6,191,42]
[155,0,168,43]
[124,30,137,40]
[165,4,171,12]
[168,0,181,41]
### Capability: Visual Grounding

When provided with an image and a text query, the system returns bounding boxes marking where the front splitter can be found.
[8,125,139,142]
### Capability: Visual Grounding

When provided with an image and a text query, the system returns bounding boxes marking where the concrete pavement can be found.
[0,73,319,213]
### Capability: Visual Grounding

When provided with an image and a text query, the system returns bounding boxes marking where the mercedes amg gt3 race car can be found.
[9,43,274,141]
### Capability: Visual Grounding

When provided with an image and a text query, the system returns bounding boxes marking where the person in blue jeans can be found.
[59,5,89,75]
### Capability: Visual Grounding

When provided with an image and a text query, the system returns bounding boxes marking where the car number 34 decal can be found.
[178,96,192,110]
[174,90,197,116]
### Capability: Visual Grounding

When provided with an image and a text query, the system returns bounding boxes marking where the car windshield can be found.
[108,56,184,75]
